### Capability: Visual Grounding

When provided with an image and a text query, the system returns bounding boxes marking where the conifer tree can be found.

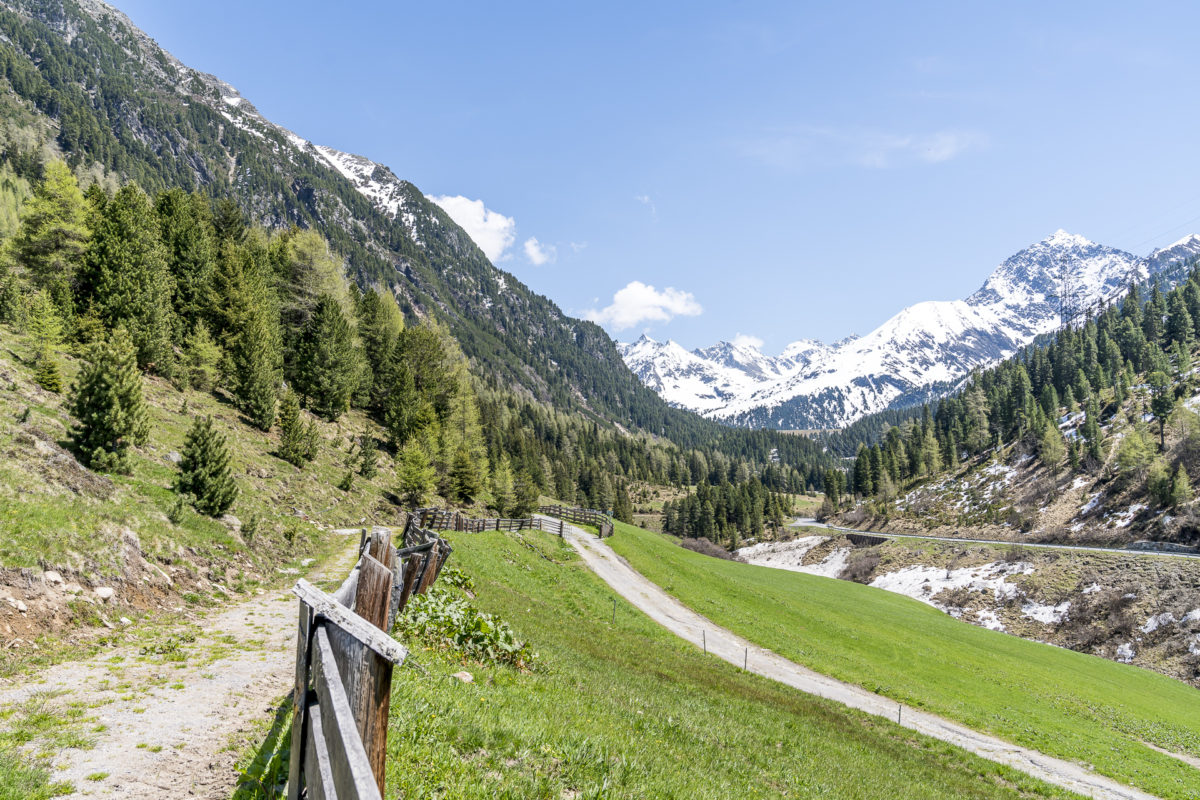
[295,293,357,421]
[70,326,149,473]
[278,389,312,468]
[448,445,481,504]
[79,184,176,374]
[356,287,403,383]
[1171,464,1193,507]
[182,321,221,392]
[380,360,434,448]
[176,416,238,516]
[1148,371,1174,451]
[491,453,515,516]
[10,160,89,310]
[397,440,436,508]
[156,188,216,328]
[358,434,379,479]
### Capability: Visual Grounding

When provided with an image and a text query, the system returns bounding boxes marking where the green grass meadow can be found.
[381,528,1080,799]
[608,521,1200,800]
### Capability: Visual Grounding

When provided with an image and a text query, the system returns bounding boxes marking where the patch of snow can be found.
[975,608,1006,631]
[1190,636,1200,656]
[1021,599,1071,624]
[736,536,830,571]
[1181,608,1200,623]
[1115,642,1135,663]
[1071,476,1090,490]
[870,562,1025,611]
[792,547,851,578]
[1110,504,1147,528]
[1141,612,1176,634]
[1082,583,1103,594]
[1080,492,1102,515]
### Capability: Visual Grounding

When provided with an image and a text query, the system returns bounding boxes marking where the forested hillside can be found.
[836,268,1200,547]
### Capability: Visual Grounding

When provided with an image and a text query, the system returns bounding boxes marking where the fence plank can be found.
[353,554,393,633]
[293,580,408,665]
[312,624,381,800]
[302,698,334,800]
[286,599,315,800]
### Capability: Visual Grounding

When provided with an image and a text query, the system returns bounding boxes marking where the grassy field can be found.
[381,528,1081,799]
[608,521,1200,800]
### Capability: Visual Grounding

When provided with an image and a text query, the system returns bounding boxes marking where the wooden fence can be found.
[288,519,451,799]
[413,505,614,537]
[538,505,614,537]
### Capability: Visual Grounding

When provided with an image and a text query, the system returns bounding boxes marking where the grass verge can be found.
[608,521,1200,800]
[381,528,1079,799]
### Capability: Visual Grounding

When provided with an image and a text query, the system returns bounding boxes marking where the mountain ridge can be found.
[622,230,1200,430]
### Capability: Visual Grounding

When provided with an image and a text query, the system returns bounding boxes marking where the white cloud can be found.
[570,241,588,253]
[427,194,516,262]
[523,236,556,265]
[584,281,702,330]
[636,194,657,217]
[740,126,987,171]
[732,333,764,350]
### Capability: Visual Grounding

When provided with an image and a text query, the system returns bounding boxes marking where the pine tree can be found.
[396,440,436,508]
[358,434,379,479]
[295,294,357,421]
[155,188,216,328]
[1148,370,1174,451]
[10,160,89,309]
[1040,425,1065,471]
[79,184,176,374]
[1171,464,1193,507]
[278,389,311,468]
[491,453,515,516]
[381,360,434,448]
[70,326,149,473]
[449,445,481,504]
[182,321,222,392]
[176,416,238,516]
[27,289,64,392]
[356,288,403,385]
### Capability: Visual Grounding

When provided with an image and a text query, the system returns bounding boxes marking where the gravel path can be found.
[559,521,1161,800]
[0,537,360,799]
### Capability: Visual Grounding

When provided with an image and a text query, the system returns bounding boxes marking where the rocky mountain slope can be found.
[0,0,727,449]
[623,231,1200,430]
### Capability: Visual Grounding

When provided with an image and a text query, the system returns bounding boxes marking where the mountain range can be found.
[620,231,1200,430]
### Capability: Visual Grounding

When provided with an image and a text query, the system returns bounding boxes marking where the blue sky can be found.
[119,1,1200,351]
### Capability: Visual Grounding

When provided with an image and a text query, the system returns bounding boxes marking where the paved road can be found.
[557,520,1161,800]
[791,518,1200,560]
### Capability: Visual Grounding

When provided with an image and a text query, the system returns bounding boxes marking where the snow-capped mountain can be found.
[622,231,1200,430]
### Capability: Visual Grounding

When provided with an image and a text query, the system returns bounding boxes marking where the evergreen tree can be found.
[381,361,435,448]
[70,326,149,473]
[155,188,216,329]
[10,160,89,311]
[491,453,515,516]
[397,440,436,508]
[358,434,379,479]
[278,389,312,468]
[1171,464,1193,507]
[295,293,357,421]
[182,321,222,392]
[449,445,481,504]
[356,287,403,383]
[1148,370,1174,451]
[176,416,238,516]
[79,184,176,374]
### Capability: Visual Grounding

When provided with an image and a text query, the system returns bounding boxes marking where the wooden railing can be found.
[288,520,451,799]
[538,505,614,537]
[412,508,565,536]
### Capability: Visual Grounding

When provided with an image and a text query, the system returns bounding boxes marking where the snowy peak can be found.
[967,231,1139,310]
[623,232,1190,430]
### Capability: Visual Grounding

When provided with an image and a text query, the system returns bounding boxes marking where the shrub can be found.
[839,549,881,584]
[680,537,737,561]
[396,588,534,669]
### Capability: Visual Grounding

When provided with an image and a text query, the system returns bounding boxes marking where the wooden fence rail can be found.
[288,519,451,799]
[412,505,614,537]
[537,505,614,537]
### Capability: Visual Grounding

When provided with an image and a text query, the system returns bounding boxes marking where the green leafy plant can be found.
[396,588,534,669]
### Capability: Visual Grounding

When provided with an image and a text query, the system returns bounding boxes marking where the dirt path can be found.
[559,521,1161,800]
[0,535,361,799]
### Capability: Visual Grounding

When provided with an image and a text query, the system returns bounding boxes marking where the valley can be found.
[0,2,1196,800]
